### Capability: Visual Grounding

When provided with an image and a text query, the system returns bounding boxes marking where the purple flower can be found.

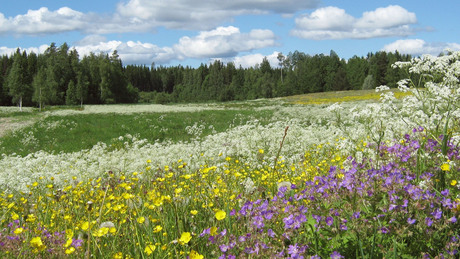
[200,228,211,237]
[253,216,265,229]
[330,251,344,259]
[425,217,433,227]
[407,218,416,225]
[389,204,398,211]
[431,208,442,220]
[311,255,321,259]
[352,211,360,219]
[326,216,334,226]
[72,239,84,248]
[287,243,306,258]
[312,214,322,224]
[380,227,389,234]
[267,229,276,238]
[219,244,229,253]
[448,216,457,223]
[441,189,450,196]
[283,214,295,229]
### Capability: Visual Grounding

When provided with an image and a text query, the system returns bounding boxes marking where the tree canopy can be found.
[0,43,413,107]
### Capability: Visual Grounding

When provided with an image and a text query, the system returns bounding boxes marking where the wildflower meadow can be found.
[0,51,459,258]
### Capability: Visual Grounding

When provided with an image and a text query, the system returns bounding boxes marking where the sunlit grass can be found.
[0,109,274,156]
[283,89,412,105]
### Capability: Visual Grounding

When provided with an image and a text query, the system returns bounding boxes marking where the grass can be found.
[283,88,412,105]
[0,109,274,156]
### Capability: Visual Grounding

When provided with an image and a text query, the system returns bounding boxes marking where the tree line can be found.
[0,43,412,108]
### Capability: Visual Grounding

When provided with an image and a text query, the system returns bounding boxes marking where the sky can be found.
[0,0,459,68]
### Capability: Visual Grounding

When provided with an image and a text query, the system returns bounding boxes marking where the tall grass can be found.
[0,109,274,156]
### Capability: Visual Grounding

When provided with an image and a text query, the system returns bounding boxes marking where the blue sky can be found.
[1,0,459,68]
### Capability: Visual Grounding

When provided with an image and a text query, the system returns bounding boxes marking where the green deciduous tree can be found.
[6,50,31,111]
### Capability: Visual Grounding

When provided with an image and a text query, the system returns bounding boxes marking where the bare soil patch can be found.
[0,117,36,137]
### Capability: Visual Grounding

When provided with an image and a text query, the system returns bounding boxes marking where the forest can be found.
[0,42,412,108]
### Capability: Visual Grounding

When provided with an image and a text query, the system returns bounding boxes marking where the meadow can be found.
[0,52,459,258]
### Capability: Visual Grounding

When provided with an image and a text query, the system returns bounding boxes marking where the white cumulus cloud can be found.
[117,0,319,30]
[0,7,86,35]
[231,51,280,68]
[174,26,276,59]
[0,45,49,56]
[69,26,277,65]
[382,39,460,56]
[291,5,417,40]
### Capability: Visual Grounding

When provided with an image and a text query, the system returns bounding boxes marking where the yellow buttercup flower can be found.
[65,247,75,254]
[14,227,23,235]
[190,210,198,215]
[178,232,192,245]
[451,180,458,186]
[210,226,218,236]
[190,250,204,259]
[81,221,90,231]
[153,225,163,233]
[64,238,73,248]
[144,244,156,255]
[215,210,226,221]
[137,216,145,224]
[441,163,450,171]
[30,237,46,252]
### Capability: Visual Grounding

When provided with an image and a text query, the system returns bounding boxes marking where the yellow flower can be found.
[178,232,192,245]
[11,212,19,220]
[113,252,123,259]
[14,227,23,235]
[258,149,264,154]
[94,227,109,237]
[215,210,226,221]
[109,227,117,234]
[441,163,450,171]
[65,247,75,254]
[64,238,73,248]
[190,250,204,259]
[451,180,458,186]
[30,237,46,251]
[153,225,163,233]
[144,244,156,255]
[66,229,74,239]
[210,226,218,236]
[137,216,145,224]
[81,221,90,231]
[190,210,198,215]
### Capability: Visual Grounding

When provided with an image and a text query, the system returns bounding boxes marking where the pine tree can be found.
[65,80,78,105]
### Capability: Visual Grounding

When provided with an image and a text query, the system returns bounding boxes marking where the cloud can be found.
[0,0,319,35]
[68,26,277,65]
[173,26,276,59]
[231,51,280,68]
[382,39,460,56]
[291,5,417,40]
[117,0,319,30]
[0,45,49,56]
[0,7,86,35]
